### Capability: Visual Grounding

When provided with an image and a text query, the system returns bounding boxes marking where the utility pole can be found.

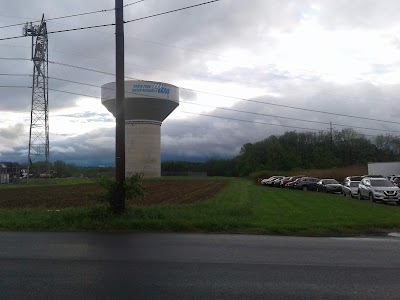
[23,15,49,182]
[114,0,126,214]
[329,121,333,145]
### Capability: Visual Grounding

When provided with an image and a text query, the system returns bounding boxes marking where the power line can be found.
[48,88,99,99]
[0,85,30,88]
[125,0,221,23]
[179,112,388,138]
[44,76,400,135]
[47,23,115,35]
[124,0,145,7]
[180,87,400,126]
[180,101,400,135]
[0,57,30,61]
[46,86,320,133]
[6,74,400,134]
[1,45,390,106]
[0,0,144,30]
[45,59,400,126]
[0,0,220,41]
[0,73,29,76]
[48,60,117,76]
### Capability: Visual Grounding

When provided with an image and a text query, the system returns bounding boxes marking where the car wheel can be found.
[369,193,376,203]
[302,186,308,191]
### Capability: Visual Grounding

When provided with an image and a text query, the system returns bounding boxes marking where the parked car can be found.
[342,180,360,198]
[361,174,385,178]
[316,179,343,193]
[388,175,400,182]
[271,177,285,187]
[393,177,400,187]
[344,176,363,183]
[285,176,306,189]
[358,177,400,203]
[294,177,320,191]
[277,177,292,187]
[261,176,285,186]
[267,176,285,187]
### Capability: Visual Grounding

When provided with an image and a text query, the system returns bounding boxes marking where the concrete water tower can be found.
[101,80,179,177]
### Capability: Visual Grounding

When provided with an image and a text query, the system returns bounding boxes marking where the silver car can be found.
[358,177,400,203]
[342,181,360,198]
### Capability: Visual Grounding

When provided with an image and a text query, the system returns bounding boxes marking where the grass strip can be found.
[0,178,400,236]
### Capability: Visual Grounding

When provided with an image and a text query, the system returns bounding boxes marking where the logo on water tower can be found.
[132,82,171,99]
[152,83,170,96]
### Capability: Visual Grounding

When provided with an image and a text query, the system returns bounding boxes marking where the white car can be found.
[342,180,360,198]
[261,176,285,186]
[358,177,400,203]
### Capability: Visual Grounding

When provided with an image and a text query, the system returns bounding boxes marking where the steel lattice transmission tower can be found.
[23,15,49,178]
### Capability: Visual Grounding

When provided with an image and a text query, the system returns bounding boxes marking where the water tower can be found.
[101,80,179,177]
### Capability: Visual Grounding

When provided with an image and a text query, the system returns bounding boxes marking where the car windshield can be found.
[370,179,394,187]
[350,181,360,187]
[325,179,338,184]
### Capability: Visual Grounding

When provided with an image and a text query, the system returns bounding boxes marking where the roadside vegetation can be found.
[1,177,400,236]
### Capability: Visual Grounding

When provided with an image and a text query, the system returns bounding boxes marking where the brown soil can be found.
[0,181,227,209]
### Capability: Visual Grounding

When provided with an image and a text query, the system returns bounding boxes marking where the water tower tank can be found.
[101,80,179,177]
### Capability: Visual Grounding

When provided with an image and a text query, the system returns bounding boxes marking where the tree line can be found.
[163,128,400,176]
[2,128,399,177]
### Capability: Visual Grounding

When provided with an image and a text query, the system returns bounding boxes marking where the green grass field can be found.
[1,178,400,235]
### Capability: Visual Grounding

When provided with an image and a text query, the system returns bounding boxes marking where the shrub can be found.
[93,173,144,210]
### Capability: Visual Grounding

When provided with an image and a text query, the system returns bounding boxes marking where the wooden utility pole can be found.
[114,0,126,214]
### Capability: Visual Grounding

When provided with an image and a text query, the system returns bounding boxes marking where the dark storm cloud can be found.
[160,80,400,161]
[50,127,115,166]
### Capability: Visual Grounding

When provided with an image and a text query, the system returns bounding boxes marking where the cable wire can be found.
[0,0,219,41]
[45,76,400,135]
[0,85,31,88]
[124,0,145,7]
[125,0,221,23]
[0,57,30,61]
[0,0,144,30]
[46,59,400,126]
[48,88,99,99]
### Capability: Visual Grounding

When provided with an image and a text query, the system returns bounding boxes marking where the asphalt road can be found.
[1,232,400,299]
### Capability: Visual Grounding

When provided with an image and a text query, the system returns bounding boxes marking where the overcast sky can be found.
[1,0,400,165]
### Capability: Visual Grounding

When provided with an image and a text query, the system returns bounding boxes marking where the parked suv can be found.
[294,177,320,191]
[358,177,400,203]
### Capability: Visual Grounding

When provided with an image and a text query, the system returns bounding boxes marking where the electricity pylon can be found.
[23,15,49,180]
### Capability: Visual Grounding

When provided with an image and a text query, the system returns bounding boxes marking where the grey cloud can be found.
[179,88,197,102]
[318,0,400,29]
[1,1,400,165]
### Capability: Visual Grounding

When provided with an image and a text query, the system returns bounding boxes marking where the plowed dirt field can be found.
[0,181,227,209]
